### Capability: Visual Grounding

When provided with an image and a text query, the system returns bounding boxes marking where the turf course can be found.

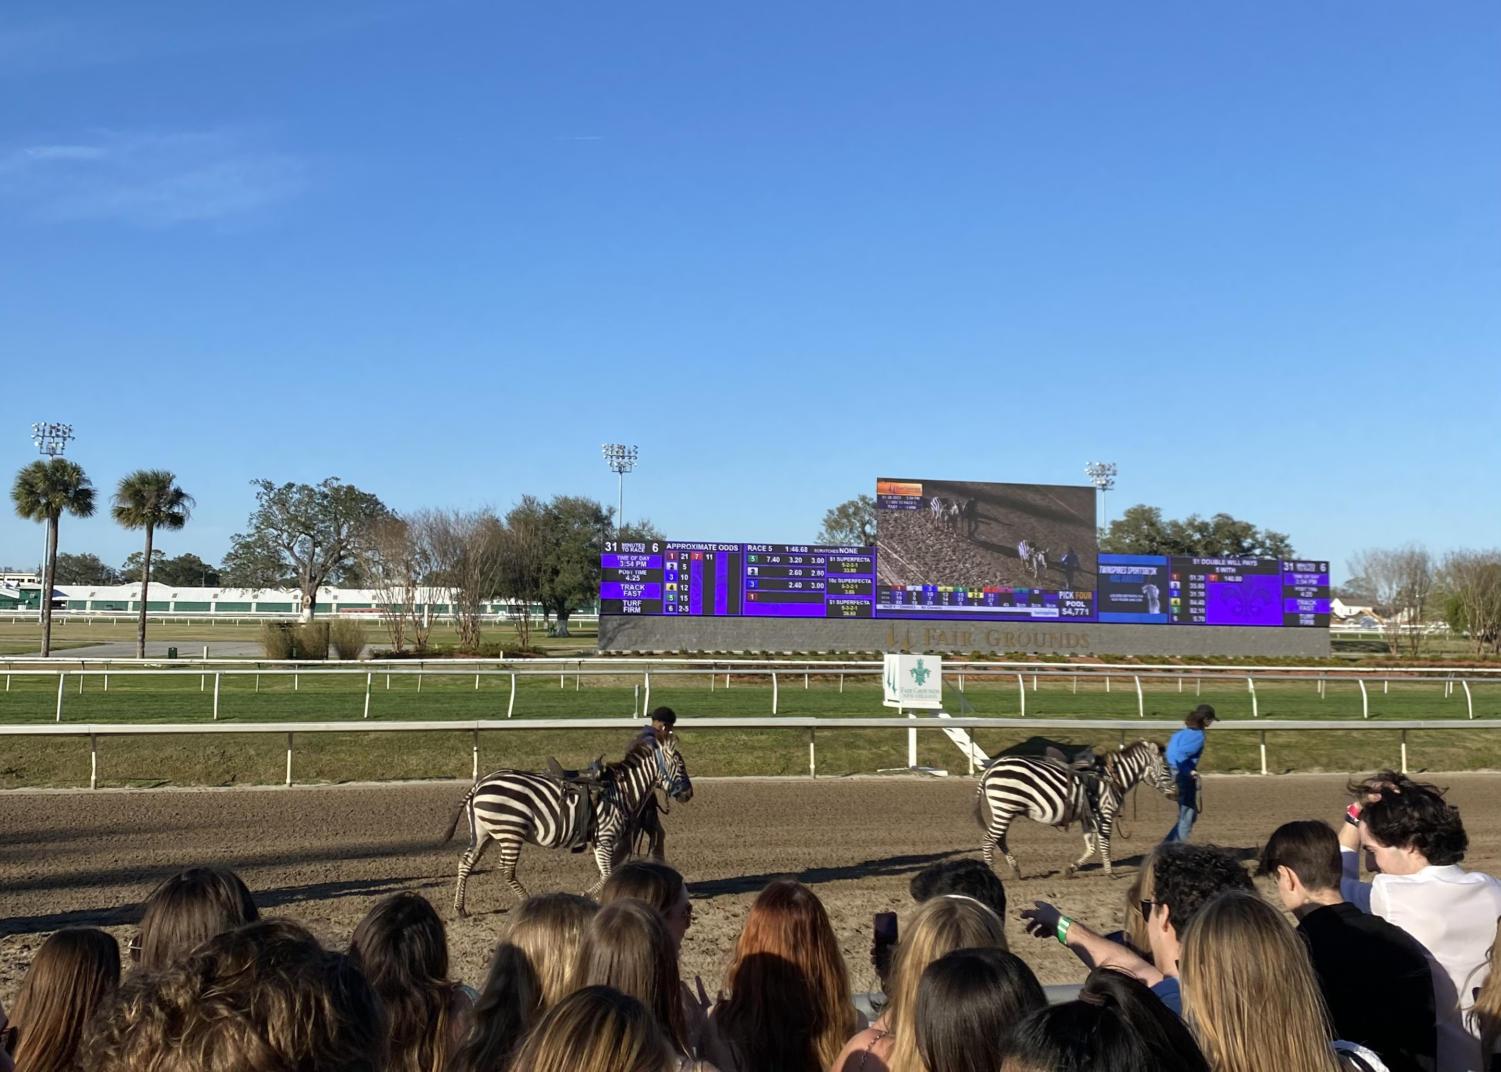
[2,668,1498,789]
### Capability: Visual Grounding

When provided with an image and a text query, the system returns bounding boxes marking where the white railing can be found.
[3,715,1496,788]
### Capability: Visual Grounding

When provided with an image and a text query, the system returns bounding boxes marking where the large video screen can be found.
[600,541,875,619]
[599,477,1330,629]
[874,477,1098,622]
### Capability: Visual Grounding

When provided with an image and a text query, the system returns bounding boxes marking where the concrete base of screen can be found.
[597,616,1330,658]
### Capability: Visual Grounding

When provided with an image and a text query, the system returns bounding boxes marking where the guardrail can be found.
[4,716,1497,789]
[2,662,1495,723]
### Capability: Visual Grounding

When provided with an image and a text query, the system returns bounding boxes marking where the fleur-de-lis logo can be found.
[910,658,931,687]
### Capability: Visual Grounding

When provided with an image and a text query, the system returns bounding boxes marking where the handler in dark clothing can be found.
[637,706,678,858]
[1260,819,1436,1072]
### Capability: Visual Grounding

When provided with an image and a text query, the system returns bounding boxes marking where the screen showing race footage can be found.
[875,477,1099,622]
[599,478,1329,627]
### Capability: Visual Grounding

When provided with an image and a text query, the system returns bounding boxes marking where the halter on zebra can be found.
[441,732,692,916]
[975,740,1176,879]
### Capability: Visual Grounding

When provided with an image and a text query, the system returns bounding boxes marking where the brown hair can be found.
[1256,820,1342,893]
[715,880,857,1072]
[10,929,120,1072]
[574,900,689,1056]
[84,919,384,1072]
[509,986,674,1072]
[349,892,462,1072]
[1120,852,1158,961]
[1349,772,1468,866]
[134,866,257,971]
[884,896,1009,1072]
[1178,892,1340,1072]
[1185,705,1216,731]
[507,893,598,1011]
[599,862,685,918]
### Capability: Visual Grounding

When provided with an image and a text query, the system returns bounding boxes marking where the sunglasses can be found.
[1139,899,1159,921]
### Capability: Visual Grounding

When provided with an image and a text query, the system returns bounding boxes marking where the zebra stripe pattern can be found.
[443,732,692,915]
[975,739,1176,878]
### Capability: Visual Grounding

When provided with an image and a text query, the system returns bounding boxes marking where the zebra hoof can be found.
[1064,865,1078,879]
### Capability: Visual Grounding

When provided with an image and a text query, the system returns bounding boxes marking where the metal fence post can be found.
[363,672,372,719]
[1259,731,1268,775]
[285,732,294,786]
[473,728,480,780]
[213,673,221,720]
[56,673,65,722]
[1400,730,1409,774]
[1135,675,1144,718]
[1462,679,1474,719]
[1359,679,1369,720]
[90,733,98,789]
[1247,676,1258,719]
[507,673,517,718]
[1016,674,1026,717]
[771,672,779,715]
[808,728,816,778]
[644,671,651,714]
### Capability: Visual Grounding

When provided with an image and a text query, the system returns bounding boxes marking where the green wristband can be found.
[1056,916,1073,945]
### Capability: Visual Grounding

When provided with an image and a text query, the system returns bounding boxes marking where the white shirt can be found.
[1343,849,1501,1072]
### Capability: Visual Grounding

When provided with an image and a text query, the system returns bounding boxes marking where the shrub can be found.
[296,622,330,660]
[259,621,330,660]
[259,622,295,660]
[328,619,367,660]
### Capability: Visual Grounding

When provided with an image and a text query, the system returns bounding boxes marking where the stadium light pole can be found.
[1084,461,1117,533]
[30,422,76,623]
[602,443,639,540]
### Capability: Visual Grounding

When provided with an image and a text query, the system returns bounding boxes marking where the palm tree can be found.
[112,470,194,659]
[11,459,96,657]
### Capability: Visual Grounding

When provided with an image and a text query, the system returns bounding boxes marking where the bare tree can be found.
[1348,545,1434,655]
[1441,549,1501,655]
[416,509,505,652]
[359,516,436,653]
[496,498,548,650]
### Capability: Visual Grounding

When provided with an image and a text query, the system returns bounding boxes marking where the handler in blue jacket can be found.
[1163,704,1216,843]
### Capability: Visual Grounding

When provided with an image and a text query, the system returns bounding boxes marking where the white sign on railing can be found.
[883,653,943,710]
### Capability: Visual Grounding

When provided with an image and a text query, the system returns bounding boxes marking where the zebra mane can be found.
[603,733,658,774]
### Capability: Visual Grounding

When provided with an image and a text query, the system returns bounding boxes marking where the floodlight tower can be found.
[602,443,639,540]
[30,422,75,623]
[1084,461,1117,532]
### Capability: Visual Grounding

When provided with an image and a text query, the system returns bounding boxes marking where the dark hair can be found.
[600,861,686,917]
[999,967,1209,1072]
[915,948,1045,1072]
[1349,771,1467,866]
[647,707,676,727]
[135,867,258,971]
[1151,844,1253,935]
[450,943,541,1072]
[508,986,674,1072]
[85,920,384,1072]
[349,892,462,1072]
[1257,820,1341,891]
[909,859,1007,919]
[1185,705,1216,731]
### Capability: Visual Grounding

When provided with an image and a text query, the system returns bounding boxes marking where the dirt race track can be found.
[4,773,1501,1002]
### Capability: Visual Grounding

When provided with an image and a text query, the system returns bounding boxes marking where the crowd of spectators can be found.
[3,769,1501,1072]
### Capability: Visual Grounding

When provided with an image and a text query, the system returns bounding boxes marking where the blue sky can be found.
[3,2,1498,582]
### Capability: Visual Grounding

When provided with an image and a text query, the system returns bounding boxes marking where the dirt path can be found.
[4,773,1499,1000]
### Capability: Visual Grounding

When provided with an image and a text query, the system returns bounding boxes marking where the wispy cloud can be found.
[0,129,307,228]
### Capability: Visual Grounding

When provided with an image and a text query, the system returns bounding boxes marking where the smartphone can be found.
[874,911,898,947]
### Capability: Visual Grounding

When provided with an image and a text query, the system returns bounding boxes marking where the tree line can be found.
[12,464,656,658]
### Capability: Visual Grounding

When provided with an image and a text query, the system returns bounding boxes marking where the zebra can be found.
[441,731,692,916]
[974,740,1176,879]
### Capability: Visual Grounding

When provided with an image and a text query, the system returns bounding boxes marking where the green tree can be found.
[155,552,221,588]
[120,549,166,582]
[112,470,195,658]
[816,495,877,545]
[222,478,390,619]
[52,552,121,585]
[1099,504,1294,558]
[500,494,613,638]
[11,459,96,656]
[618,517,666,543]
[496,498,549,649]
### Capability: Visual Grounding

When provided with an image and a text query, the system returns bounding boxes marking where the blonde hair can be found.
[574,899,689,1056]
[886,896,1009,1072]
[1178,892,1340,1072]
[1121,851,1159,961]
[510,986,675,1072]
[10,929,120,1072]
[507,893,599,1010]
[1470,918,1501,1058]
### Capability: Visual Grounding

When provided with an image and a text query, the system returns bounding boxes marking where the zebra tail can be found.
[973,785,991,831]
[439,787,476,845]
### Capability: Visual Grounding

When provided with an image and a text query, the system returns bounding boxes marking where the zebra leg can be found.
[649,825,666,862]
[1068,830,1098,877]
[493,837,529,904]
[453,834,491,918]
[991,814,1022,879]
[1098,821,1116,878]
